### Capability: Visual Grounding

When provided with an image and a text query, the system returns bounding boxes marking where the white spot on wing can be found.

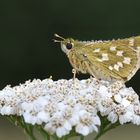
[137,46,140,51]
[123,57,131,64]
[110,46,116,51]
[114,64,119,71]
[109,62,123,71]
[117,62,123,68]
[101,53,109,61]
[109,66,113,70]
[129,38,134,46]
[116,50,124,56]
[93,48,100,53]
[96,58,103,62]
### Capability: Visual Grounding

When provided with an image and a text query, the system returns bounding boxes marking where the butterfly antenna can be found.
[54,33,65,40]
[53,39,61,43]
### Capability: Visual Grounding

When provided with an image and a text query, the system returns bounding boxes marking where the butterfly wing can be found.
[68,36,140,82]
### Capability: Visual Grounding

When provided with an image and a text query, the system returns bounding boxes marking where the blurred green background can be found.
[0,0,140,139]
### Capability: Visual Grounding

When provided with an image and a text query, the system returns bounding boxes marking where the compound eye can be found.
[66,43,73,50]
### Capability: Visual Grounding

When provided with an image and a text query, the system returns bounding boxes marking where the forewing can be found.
[72,37,140,81]
[83,40,138,80]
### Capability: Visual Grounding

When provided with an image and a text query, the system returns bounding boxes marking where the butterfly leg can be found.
[109,80,125,94]
[72,68,77,81]
[49,75,53,79]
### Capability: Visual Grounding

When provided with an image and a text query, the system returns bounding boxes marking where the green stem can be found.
[24,126,36,140]
[80,135,85,140]
[94,121,120,140]
[21,119,37,140]
[7,116,37,140]
[51,134,60,140]
[62,128,80,140]
[35,125,50,140]
[62,133,79,140]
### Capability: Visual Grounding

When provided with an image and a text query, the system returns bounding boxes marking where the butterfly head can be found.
[54,34,75,54]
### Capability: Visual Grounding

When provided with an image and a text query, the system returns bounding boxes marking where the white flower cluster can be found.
[0,78,140,137]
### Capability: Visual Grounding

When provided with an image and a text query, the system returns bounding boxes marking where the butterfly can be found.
[54,34,140,84]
